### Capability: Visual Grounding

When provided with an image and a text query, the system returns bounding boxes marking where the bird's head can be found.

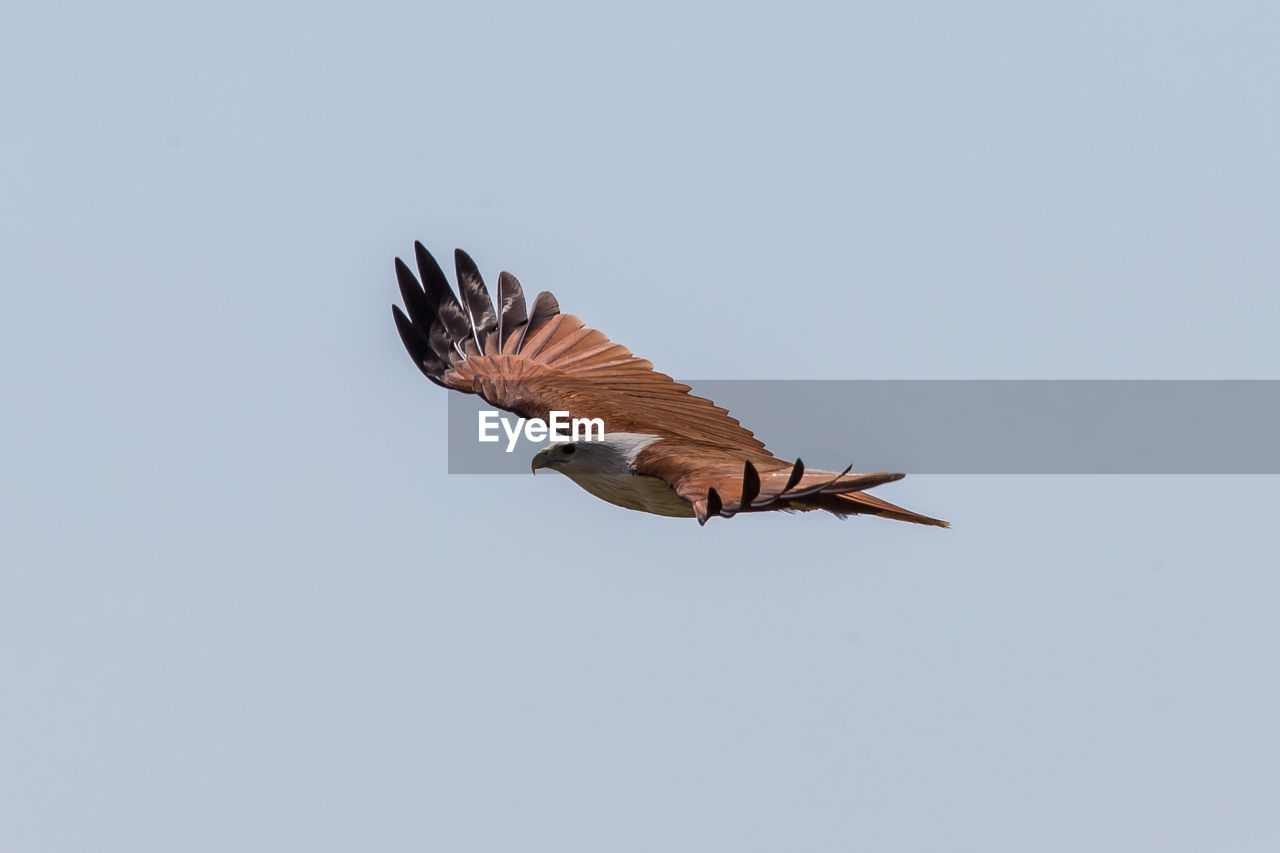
[531,441,587,474]
[530,435,651,476]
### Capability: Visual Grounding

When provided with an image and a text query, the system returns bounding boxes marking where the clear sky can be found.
[3,1,1278,850]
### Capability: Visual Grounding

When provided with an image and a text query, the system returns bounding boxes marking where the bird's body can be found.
[392,243,947,528]
[532,433,694,517]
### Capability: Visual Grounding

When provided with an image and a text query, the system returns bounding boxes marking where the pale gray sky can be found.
[3,1,1279,850]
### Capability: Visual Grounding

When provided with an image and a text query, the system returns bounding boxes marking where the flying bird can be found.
[391,243,948,528]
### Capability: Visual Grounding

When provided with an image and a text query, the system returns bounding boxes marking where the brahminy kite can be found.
[392,243,948,528]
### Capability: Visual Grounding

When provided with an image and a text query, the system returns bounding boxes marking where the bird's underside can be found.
[391,242,948,528]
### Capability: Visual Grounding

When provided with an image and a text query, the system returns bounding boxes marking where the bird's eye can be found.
[561,444,576,455]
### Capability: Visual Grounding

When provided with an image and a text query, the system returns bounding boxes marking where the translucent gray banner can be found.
[445,380,1280,474]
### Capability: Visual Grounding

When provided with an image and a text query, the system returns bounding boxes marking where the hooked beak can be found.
[531,448,552,475]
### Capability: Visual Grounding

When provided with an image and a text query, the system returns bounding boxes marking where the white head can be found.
[529,432,662,476]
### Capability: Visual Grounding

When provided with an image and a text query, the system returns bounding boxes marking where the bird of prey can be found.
[391,243,948,528]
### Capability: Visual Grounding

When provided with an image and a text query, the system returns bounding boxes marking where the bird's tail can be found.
[821,490,950,528]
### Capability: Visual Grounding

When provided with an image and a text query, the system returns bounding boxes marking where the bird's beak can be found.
[531,448,551,475]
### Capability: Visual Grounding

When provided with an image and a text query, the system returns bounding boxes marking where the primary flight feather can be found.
[392,243,948,528]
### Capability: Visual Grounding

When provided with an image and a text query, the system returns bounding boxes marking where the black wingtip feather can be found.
[414,242,461,310]
[515,290,561,352]
[454,249,498,349]
[740,461,761,509]
[783,458,805,493]
[392,304,447,386]
[395,258,437,332]
[411,243,450,310]
[496,270,528,347]
[410,244,470,347]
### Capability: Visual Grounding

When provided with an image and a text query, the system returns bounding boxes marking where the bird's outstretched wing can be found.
[631,442,948,526]
[393,242,771,455]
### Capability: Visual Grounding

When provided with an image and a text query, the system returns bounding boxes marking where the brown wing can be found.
[392,242,770,456]
[632,442,949,527]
